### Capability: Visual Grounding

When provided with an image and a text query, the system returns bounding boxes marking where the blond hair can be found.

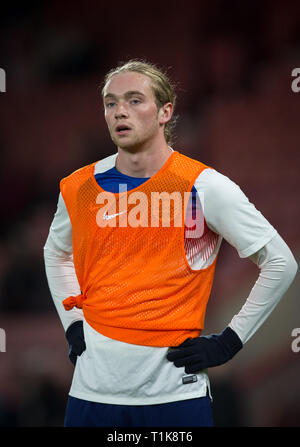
[102,59,178,145]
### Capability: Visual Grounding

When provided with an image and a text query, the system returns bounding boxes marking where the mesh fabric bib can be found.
[61,151,218,347]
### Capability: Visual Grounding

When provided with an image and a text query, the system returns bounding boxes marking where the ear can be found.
[158,102,173,126]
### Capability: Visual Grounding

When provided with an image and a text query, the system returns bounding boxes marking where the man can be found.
[44,60,298,427]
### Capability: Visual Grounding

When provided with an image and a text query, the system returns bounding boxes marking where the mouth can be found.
[115,124,132,136]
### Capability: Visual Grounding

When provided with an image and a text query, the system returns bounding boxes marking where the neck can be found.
[115,141,173,178]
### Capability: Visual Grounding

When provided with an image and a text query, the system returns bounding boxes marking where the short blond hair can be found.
[102,59,178,145]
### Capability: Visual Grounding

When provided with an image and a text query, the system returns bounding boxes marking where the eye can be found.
[130,98,141,105]
[106,102,116,108]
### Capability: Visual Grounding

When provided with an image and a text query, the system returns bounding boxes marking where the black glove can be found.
[65,320,86,366]
[166,326,243,374]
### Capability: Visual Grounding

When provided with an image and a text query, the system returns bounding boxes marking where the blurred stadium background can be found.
[0,0,299,427]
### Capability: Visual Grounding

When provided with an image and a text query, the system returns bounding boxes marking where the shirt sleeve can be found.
[194,168,277,258]
[228,232,298,343]
[44,193,83,331]
[48,192,73,254]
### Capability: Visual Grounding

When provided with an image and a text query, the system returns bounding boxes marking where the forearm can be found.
[44,233,83,331]
[229,233,298,344]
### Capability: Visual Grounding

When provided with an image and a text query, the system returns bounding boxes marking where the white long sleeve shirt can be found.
[44,154,298,405]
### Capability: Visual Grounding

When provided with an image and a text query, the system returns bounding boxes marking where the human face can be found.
[103,71,167,151]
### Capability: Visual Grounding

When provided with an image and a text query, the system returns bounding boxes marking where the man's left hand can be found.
[166,327,243,374]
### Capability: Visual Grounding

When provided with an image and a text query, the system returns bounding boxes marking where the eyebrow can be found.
[104,90,146,100]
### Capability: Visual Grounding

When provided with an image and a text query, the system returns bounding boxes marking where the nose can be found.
[115,101,128,119]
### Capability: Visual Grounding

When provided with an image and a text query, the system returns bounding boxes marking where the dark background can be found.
[0,0,299,426]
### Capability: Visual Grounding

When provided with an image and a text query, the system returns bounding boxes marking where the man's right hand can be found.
[65,320,86,366]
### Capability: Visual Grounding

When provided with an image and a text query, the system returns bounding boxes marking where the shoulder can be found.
[194,168,245,205]
[60,163,94,187]
[193,168,277,256]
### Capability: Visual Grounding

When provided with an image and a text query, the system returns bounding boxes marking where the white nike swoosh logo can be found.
[103,210,127,220]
